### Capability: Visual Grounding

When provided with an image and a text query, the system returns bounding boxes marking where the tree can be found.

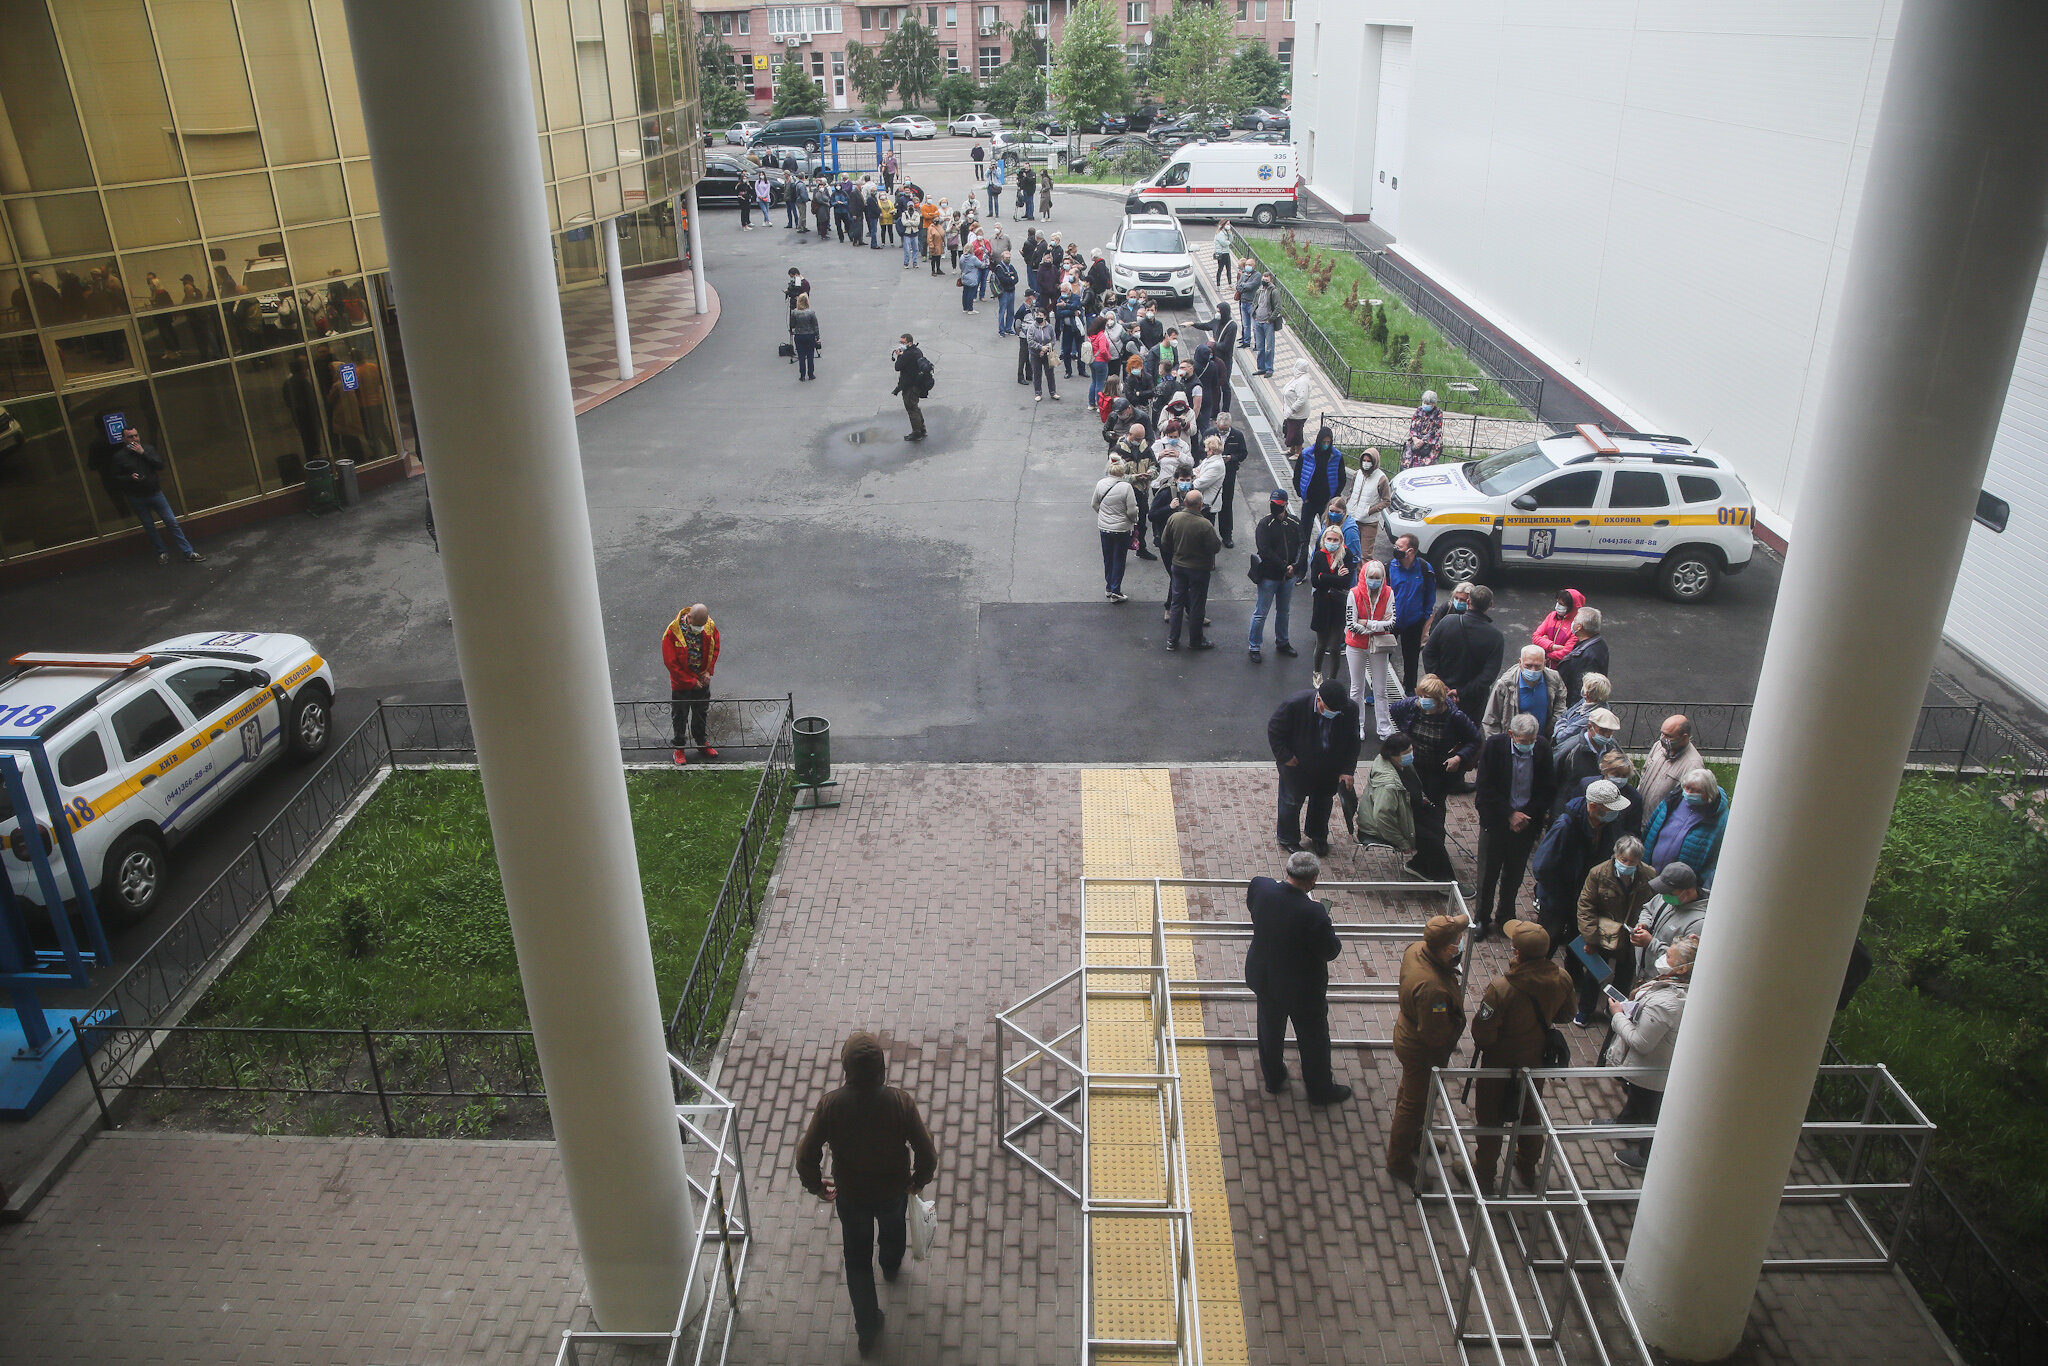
[883,18,942,109]
[845,40,892,114]
[1228,40,1287,108]
[771,55,825,117]
[694,31,751,127]
[934,71,981,118]
[1050,0,1132,128]
[1148,1,1242,116]
[983,60,1045,121]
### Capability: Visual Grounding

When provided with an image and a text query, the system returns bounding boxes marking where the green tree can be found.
[694,31,751,128]
[771,56,825,117]
[845,40,892,113]
[983,60,1045,121]
[1050,0,1133,128]
[1148,1,1242,116]
[1227,40,1287,108]
[934,71,981,118]
[883,18,943,108]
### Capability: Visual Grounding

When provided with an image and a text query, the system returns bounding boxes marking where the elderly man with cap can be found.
[1387,912,1470,1185]
[1630,861,1708,982]
[1530,778,1632,957]
[1468,919,1576,1193]
[1554,705,1622,794]
[1245,850,1350,1104]
[1266,680,1364,855]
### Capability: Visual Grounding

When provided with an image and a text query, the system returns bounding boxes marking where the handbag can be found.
[909,1188,938,1261]
[778,342,795,359]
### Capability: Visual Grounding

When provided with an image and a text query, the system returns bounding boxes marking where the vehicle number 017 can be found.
[1717,507,1751,526]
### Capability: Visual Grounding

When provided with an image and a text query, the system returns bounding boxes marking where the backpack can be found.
[915,352,935,397]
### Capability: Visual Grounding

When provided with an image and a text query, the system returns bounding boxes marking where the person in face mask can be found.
[1629,862,1707,995]
[1605,932,1697,1170]
[1473,713,1559,941]
[1420,580,1471,649]
[1307,521,1356,687]
[1403,388,1445,468]
[1359,730,1444,881]
[1534,588,1585,667]
[1555,706,1623,794]
[1387,679,1479,883]
[1643,768,1730,886]
[1571,834,1657,1025]
[1530,778,1632,955]
[1267,679,1363,856]
[1558,605,1610,707]
[1638,714,1702,810]
[1344,558,1402,741]
[1386,913,1472,1186]
[1483,644,1565,740]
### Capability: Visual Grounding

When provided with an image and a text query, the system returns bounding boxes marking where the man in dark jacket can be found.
[1248,489,1302,660]
[1558,606,1610,705]
[991,253,1021,336]
[1386,534,1437,694]
[1473,714,1558,939]
[1159,489,1222,651]
[1529,779,1631,953]
[891,333,928,441]
[796,1032,939,1354]
[1420,582,1504,722]
[97,425,204,563]
[1388,913,1469,1184]
[1200,410,1249,546]
[1244,849,1350,1104]
[1469,919,1575,1192]
[1266,680,1362,855]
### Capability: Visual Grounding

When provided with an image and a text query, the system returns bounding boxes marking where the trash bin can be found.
[303,458,339,513]
[793,715,832,786]
[335,458,360,506]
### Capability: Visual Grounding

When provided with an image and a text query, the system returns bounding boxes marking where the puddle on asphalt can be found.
[814,411,962,476]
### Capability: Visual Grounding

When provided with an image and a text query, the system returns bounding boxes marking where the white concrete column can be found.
[684,188,710,315]
[1620,1,2048,1359]
[603,217,635,380]
[342,0,697,1333]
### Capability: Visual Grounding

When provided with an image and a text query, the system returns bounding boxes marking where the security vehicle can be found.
[948,113,1002,137]
[0,634,335,922]
[883,114,938,140]
[1126,141,1298,226]
[1105,210,1197,303]
[1382,424,1755,603]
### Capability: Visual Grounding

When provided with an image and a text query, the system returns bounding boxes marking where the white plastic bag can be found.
[908,1189,938,1262]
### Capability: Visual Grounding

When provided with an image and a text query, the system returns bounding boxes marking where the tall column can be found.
[684,188,709,315]
[1620,2,2048,1359]
[342,0,697,1333]
[603,217,635,380]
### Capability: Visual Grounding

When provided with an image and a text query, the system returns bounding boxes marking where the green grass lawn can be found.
[192,767,783,1032]
[1242,235,1528,418]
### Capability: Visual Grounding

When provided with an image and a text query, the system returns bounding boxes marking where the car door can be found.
[1504,468,1603,565]
[1594,468,1677,565]
[161,663,280,830]
[106,684,192,839]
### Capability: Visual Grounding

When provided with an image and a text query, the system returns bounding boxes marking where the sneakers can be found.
[1277,643,1299,657]
[1248,648,1262,661]
[1614,1147,1648,1171]
[1108,591,1127,602]
[699,746,720,759]
[672,748,688,766]
[1165,641,1178,652]
[1311,670,1323,687]
[157,552,170,565]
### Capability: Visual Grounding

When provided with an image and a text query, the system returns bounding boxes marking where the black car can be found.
[1027,114,1069,137]
[1148,115,1233,148]
[1125,103,1165,133]
[696,156,749,206]
[1237,106,1290,132]
[1071,133,1161,174]
[752,146,823,177]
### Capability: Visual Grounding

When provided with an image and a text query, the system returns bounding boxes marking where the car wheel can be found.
[287,685,332,760]
[1435,533,1491,586]
[1252,203,1277,227]
[1658,548,1722,603]
[99,827,167,924]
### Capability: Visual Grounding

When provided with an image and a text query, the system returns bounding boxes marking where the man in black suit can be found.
[1421,582,1505,723]
[1245,850,1350,1104]
[1266,680,1363,856]
[1473,712,1559,940]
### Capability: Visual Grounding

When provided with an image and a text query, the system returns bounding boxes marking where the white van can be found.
[1125,142,1298,226]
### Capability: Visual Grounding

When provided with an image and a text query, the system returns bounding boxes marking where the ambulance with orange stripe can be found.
[0,633,334,922]
[1383,424,1755,603]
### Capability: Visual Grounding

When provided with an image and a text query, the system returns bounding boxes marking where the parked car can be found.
[1238,130,1290,145]
[0,634,336,922]
[1080,113,1129,135]
[723,121,763,144]
[829,117,885,140]
[751,115,826,151]
[991,129,1063,167]
[1237,106,1290,132]
[1124,103,1165,133]
[1070,134,1161,175]
[1104,210,1196,303]
[1383,426,1756,602]
[1026,114,1068,137]
[883,114,939,139]
[948,113,1002,137]
[751,146,823,177]
[696,155,751,205]
[1148,115,1234,149]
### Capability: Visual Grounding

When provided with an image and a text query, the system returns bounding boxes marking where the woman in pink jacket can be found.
[1533,587,1585,666]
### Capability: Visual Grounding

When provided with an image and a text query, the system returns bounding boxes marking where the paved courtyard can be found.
[0,765,1953,1364]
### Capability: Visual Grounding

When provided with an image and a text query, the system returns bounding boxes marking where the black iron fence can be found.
[1320,411,1548,463]
[1602,697,2047,775]
[80,696,797,1130]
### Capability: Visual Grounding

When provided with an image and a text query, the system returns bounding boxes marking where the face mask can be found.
[1590,732,1616,752]
[1417,697,1438,712]
[1556,603,1571,617]
[1327,511,1342,523]
[1421,403,1435,412]
[1520,668,1542,684]
[1614,859,1635,879]
[1365,576,1383,589]
[1653,951,1672,976]
[1324,541,1342,555]
[1662,737,1686,757]
[1512,741,1534,757]
[1587,806,1610,825]
[1684,790,1710,809]
[1660,892,1681,907]
[1177,480,1192,492]
[1397,751,1414,767]
[1452,599,1468,612]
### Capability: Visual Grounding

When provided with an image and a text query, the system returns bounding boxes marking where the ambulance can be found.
[1124,141,1299,226]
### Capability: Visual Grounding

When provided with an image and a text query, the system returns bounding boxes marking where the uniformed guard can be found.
[1468,918,1576,1194]
[1386,913,1470,1186]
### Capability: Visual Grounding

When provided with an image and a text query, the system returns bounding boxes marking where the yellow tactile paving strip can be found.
[1080,770,1248,1366]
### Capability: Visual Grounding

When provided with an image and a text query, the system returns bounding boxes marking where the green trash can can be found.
[792,715,839,810]
[303,458,339,514]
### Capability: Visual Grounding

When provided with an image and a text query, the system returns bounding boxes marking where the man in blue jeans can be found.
[1251,270,1280,376]
[1248,490,1302,659]
[100,426,205,564]
[992,250,1020,336]
[796,1032,939,1355]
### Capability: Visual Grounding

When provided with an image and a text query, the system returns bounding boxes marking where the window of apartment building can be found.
[879,6,892,27]
[811,50,826,76]
[1284,0,1293,18]
[946,45,959,70]
[977,4,999,30]
[737,13,750,33]
[1277,37,1292,72]
[1026,1,1048,24]
[1255,0,1266,19]
[1126,2,1147,24]
[768,7,844,36]
[978,44,1001,77]
[860,7,871,26]
[1234,0,1245,16]
[946,4,957,24]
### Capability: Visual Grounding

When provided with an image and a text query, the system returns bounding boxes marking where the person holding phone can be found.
[1604,933,1699,1170]
[1572,835,1656,1024]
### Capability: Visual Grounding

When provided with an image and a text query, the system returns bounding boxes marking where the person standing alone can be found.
[1245,850,1352,1104]
[662,602,720,764]
[789,292,821,381]
[796,1031,939,1356]
[971,140,986,181]
[96,424,205,564]
[892,333,930,441]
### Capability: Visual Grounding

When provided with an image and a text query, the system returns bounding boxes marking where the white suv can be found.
[0,633,335,922]
[1105,212,1197,302]
[948,113,1001,137]
[1382,425,1756,602]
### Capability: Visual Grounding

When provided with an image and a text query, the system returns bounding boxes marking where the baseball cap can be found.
[1503,918,1550,957]
[1586,779,1630,812]
[1269,488,1289,506]
[1647,863,1698,895]
[1424,914,1469,951]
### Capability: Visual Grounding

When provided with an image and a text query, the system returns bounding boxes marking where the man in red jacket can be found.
[661,603,720,764]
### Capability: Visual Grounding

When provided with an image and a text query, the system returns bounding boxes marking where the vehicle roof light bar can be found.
[1574,423,1622,455]
[9,652,153,671]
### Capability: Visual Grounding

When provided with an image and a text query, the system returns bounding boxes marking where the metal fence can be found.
[79,696,797,1131]
[1354,246,1550,416]
[1319,411,1550,462]
[1600,697,2048,775]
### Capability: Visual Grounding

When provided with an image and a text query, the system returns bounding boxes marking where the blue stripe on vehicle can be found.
[161,726,281,832]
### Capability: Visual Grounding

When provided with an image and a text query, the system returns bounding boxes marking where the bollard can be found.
[336,458,361,506]
[792,715,839,810]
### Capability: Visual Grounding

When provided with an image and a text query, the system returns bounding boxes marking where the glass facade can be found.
[0,0,703,566]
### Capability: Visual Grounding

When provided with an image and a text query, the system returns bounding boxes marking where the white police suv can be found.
[1382,425,1756,603]
[0,633,335,922]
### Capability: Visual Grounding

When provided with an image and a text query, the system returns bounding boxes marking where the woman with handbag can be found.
[1307,520,1354,687]
[1344,558,1404,740]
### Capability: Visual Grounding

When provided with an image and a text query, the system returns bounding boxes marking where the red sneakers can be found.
[672,748,688,765]
[699,746,720,759]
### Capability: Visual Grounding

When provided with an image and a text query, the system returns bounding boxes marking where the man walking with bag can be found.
[797,1032,939,1355]
[892,333,930,441]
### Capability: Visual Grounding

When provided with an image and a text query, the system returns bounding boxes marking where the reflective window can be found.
[0,0,94,190]
[166,665,248,719]
[212,234,291,296]
[310,0,369,158]
[9,194,113,262]
[225,289,304,356]
[58,730,109,787]
[275,165,348,225]
[51,322,141,387]
[155,364,261,508]
[105,184,202,250]
[317,336,390,461]
[195,174,280,237]
[355,219,385,273]
[1607,471,1670,509]
[304,277,368,339]
[342,161,378,214]
[0,396,98,555]
[0,335,55,402]
[121,244,210,313]
[65,382,168,523]
[51,0,186,183]
[237,0,340,164]
[111,689,182,762]
[237,350,323,490]
[155,0,265,173]
[284,223,359,282]
[532,1,585,129]
[138,297,229,373]
[0,270,29,333]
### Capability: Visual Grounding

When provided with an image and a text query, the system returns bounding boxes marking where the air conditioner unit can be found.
[784,34,800,44]
[1034,23,1048,36]
[979,24,995,34]
[798,32,812,42]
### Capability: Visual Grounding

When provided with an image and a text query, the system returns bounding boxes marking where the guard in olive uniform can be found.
[1386,913,1470,1185]
[1468,918,1576,1193]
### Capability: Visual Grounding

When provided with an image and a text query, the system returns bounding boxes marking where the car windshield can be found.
[1121,228,1184,254]
[1468,443,1557,495]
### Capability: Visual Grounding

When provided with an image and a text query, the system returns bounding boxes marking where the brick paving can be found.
[560,270,720,415]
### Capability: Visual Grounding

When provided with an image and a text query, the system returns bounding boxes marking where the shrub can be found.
[1371,303,1389,348]
[1385,332,1410,369]
[1409,339,1428,374]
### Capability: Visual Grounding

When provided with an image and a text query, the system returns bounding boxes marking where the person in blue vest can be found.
[1296,424,1346,524]
[987,153,1006,218]
[1642,767,1730,887]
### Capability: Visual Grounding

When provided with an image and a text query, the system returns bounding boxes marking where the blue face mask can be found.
[1452,599,1468,612]
[1512,741,1534,756]
[1685,790,1710,809]
[1397,751,1414,767]
[1520,668,1542,683]
[1417,697,1438,712]
[1327,511,1342,523]
[1590,732,1616,752]
[1614,859,1635,879]
[1365,576,1383,590]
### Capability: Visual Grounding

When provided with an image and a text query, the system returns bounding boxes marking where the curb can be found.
[1057,182,1134,202]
